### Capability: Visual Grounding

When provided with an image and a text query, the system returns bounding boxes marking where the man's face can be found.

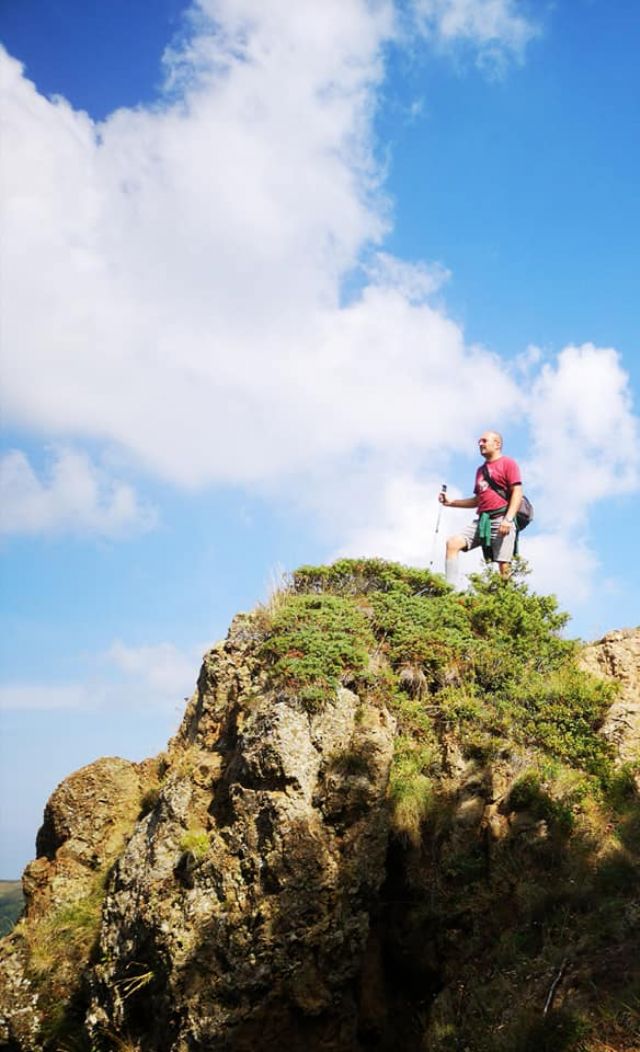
[478,432,500,459]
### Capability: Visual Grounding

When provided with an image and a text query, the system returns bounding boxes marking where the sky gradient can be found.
[1,0,639,876]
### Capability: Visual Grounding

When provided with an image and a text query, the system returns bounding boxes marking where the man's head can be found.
[478,431,503,461]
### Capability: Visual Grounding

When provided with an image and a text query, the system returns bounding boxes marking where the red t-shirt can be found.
[474,456,522,514]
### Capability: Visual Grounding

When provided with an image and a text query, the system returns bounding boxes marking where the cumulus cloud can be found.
[526,344,639,527]
[504,343,639,608]
[0,0,531,501]
[333,472,474,570]
[0,448,156,537]
[0,639,202,711]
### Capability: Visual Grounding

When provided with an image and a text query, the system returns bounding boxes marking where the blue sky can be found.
[1,0,638,876]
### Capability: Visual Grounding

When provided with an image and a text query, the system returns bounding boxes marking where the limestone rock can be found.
[580,627,640,765]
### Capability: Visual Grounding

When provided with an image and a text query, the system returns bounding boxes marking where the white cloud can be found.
[106,640,203,697]
[336,473,452,566]
[411,0,538,69]
[525,344,639,527]
[333,471,608,608]
[334,472,470,570]
[0,0,531,499]
[505,343,639,606]
[0,448,156,537]
[514,343,543,375]
[523,532,600,606]
[364,252,451,302]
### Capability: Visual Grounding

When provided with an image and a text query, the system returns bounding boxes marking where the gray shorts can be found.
[459,516,516,563]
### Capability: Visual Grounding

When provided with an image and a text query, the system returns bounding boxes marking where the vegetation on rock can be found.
[21,872,108,1043]
[261,558,617,834]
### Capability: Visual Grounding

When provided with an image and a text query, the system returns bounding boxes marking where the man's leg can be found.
[492,525,516,580]
[445,535,468,587]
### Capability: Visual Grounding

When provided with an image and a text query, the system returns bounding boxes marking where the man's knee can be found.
[446,535,467,557]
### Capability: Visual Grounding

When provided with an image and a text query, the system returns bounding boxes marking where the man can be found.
[439,431,523,586]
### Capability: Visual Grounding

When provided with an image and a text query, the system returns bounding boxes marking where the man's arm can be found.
[498,483,523,535]
[505,483,523,521]
[439,494,478,509]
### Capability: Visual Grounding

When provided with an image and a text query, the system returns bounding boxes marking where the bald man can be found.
[439,431,523,585]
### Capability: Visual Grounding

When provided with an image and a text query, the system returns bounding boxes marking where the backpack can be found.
[482,464,534,531]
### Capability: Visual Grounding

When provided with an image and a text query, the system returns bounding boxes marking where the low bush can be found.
[258,592,375,705]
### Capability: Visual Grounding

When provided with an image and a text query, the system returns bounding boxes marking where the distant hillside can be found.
[0,882,23,936]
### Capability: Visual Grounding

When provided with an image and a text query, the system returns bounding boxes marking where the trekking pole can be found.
[428,484,447,570]
[416,484,448,597]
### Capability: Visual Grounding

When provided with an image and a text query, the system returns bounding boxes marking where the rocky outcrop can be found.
[0,609,396,1052]
[26,756,151,917]
[580,627,640,766]
[0,757,151,1050]
[85,615,396,1050]
[1,566,638,1052]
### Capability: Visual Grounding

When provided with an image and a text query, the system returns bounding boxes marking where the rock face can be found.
[85,615,396,1050]
[580,628,640,765]
[1,565,639,1052]
[0,757,150,1051]
[26,757,150,917]
[0,604,396,1052]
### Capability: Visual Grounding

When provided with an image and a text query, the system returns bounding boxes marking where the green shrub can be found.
[617,806,640,854]
[605,763,640,809]
[465,564,572,671]
[370,589,473,680]
[266,560,620,791]
[501,667,616,778]
[292,558,449,598]
[259,592,375,703]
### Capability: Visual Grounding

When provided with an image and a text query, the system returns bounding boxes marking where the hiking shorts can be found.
[460,516,516,563]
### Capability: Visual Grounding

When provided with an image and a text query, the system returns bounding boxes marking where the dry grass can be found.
[25,880,105,981]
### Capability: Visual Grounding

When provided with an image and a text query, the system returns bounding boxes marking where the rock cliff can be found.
[1,560,639,1052]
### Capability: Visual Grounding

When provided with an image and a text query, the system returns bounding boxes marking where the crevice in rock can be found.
[353,836,444,1051]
